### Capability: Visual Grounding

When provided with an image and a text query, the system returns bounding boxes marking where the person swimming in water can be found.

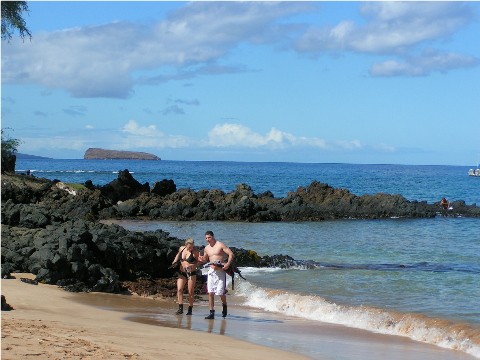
[172,238,201,315]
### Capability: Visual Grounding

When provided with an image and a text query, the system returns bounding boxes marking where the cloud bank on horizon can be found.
[2,1,479,165]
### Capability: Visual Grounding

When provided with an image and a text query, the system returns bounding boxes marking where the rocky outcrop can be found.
[99,169,150,203]
[3,172,480,225]
[1,218,183,292]
[1,295,13,311]
[101,181,440,221]
[84,148,160,160]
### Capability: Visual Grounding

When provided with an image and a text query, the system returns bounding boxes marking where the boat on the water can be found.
[468,168,480,177]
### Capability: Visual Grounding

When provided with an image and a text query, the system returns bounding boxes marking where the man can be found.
[199,231,234,319]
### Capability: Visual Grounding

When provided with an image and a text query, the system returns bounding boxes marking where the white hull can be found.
[468,168,480,177]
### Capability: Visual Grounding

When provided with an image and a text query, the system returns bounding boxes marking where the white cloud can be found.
[207,123,360,151]
[370,48,480,77]
[375,143,396,152]
[208,123,268,147]
[2,1,475,97]
[1,2,313,98]
[293,2,478,77]
[296,2,474,55]
[333,139,362,150]
[122,120,161,137]
[119,120,190,149]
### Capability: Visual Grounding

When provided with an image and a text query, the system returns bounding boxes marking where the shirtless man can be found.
[199,231,234,319]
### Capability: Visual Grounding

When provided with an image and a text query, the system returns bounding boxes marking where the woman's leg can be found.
[177,276,186,304]
[175,276,186,314]
[185,275,196,315]
[187,275,196,307]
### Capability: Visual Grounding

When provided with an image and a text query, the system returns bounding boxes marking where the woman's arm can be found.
[172,246,185,264]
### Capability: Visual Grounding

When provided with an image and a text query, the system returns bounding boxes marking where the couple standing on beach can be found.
[172,230,234,319]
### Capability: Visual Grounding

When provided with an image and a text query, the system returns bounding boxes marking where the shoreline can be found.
[2,274,477,360]
[1,274,310,360]
[74,286,479,360]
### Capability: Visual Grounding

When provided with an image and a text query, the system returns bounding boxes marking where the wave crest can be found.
[235,281,480,358]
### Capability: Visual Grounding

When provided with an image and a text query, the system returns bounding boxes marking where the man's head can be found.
[205,231,215,245]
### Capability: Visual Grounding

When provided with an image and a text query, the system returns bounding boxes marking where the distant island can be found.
[14,153,53,160]
[84,148,161,160]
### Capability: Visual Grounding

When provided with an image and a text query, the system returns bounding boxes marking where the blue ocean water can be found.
[15,159,480,357]
[15,159,480,204]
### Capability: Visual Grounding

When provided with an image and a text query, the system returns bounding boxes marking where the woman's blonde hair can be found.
[185,238,194,245]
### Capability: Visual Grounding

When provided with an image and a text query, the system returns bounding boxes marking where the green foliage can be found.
[65,182,87,192]
[1,1,31,42]
[1,129,22,158]
[1,128,23,173]
[1,130,22,158]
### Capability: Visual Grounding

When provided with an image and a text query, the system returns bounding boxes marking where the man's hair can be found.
[205,230,214,236]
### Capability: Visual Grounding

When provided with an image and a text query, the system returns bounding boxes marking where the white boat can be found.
[468,168,480,177]
[468,154,480,176]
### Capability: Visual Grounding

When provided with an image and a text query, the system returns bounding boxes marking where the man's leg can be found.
[209,292,215,309]
[205,292,215,319]
[220,294,227,317]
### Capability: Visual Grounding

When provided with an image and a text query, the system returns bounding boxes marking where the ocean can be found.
[15,159,480,358]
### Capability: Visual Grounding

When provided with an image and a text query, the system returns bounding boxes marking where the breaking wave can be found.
[234,280,480,358]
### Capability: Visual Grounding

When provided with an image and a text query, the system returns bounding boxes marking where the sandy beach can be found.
[2,274,477,360]
[1,274,309,360]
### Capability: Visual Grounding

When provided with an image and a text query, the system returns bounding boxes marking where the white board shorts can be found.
[207,268,227,296]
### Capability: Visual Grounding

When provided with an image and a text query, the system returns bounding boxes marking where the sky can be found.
[1,1,479,165]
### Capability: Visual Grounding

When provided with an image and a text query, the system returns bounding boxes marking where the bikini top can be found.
[182,248,196,264]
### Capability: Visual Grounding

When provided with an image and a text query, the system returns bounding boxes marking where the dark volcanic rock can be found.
[100,169,150,203]
[124,181,439,221]
[1,295,13,311]
[6,171,472,223]
[152,179,176,197]
[1,219,183,292]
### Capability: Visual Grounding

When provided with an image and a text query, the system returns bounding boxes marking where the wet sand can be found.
[55,281,477,359]
[1,274,309,360]
[2,274,476,360]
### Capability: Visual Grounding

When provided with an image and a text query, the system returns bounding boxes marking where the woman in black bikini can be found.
[172,238,201,315]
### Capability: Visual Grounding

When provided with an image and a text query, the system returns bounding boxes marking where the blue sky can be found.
[2,1,479,165]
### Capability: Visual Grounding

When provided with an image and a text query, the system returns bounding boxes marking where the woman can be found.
[172,238,201,315]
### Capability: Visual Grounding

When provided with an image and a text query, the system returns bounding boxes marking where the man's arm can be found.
[222,245,234,270]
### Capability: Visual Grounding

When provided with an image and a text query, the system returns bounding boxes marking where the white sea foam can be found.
[234,281,480,358]
[238,266,313,276]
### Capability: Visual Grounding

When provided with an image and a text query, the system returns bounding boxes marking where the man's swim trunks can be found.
[207,267,227,295]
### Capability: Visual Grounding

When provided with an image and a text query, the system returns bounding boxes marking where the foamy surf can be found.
[234,280,480,358]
